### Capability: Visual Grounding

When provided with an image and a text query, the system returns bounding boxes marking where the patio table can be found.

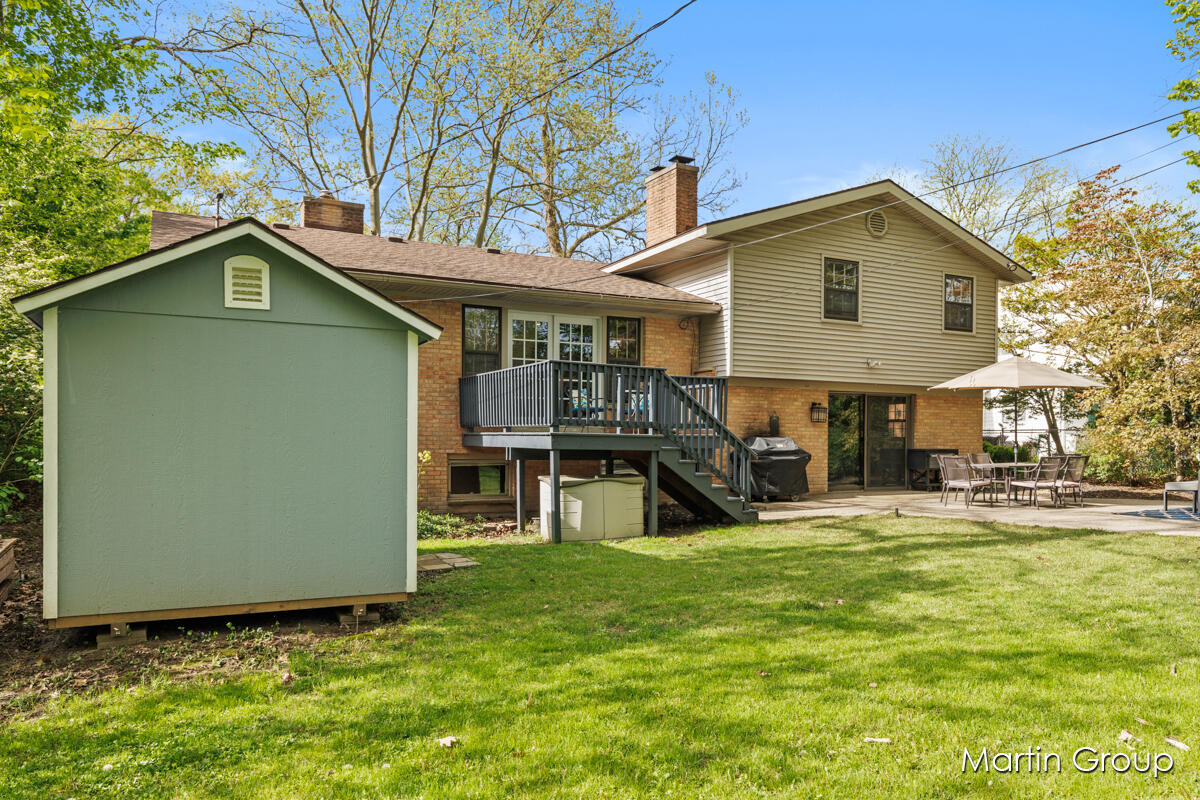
[969,462,1037,506]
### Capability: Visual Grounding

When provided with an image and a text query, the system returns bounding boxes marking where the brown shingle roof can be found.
[150,211,719,308]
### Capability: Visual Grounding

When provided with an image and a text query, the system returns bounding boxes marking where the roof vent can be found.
[865,210,888,238]
[224,255,270,310]
[387,235,405,243]
[272,222,291,230]
[486,247,502,254]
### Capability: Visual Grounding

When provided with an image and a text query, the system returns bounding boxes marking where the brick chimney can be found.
[645,155,699,246]
[301,191,365,234]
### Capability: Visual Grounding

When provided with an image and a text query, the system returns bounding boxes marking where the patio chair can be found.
[967,452,1004,498]
[937,454,992,507]
[1055,454,1089,507]
[1008,455,1069,508]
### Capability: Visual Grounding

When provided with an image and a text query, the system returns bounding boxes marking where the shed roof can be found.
[12,218,443,341]
[149,211,722,311]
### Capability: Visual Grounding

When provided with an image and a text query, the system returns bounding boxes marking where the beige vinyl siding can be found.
[728,197,998,386]
[644,252,730,374]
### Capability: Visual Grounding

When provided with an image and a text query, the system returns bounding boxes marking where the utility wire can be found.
[297,0,701,196]
[388,134,1195,306]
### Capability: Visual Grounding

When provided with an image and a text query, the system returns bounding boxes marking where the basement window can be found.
[224,255,270,309]
[449,459,510,501]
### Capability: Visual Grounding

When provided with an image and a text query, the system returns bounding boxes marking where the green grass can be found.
[4,516,1200,798]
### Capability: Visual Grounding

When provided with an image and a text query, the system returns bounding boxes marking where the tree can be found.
[199,0,746,255]
[1168,0,1200,192]
[1010,167,1200,480]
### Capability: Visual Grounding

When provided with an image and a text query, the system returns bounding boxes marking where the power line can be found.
[290,0,701,197]
[388,133,1194,306]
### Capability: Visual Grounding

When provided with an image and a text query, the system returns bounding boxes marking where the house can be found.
[148,161,1030,542]
[12,220,440,629]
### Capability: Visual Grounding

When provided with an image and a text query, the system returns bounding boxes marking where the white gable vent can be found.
[224,255,270,310]
[865,209,888,238]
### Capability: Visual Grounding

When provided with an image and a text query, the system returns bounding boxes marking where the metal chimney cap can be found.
[648,165,666,173]
[668,154,695,165]
[319,189,335,199]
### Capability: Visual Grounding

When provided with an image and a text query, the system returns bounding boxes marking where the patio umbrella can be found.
[928,356,1101,461]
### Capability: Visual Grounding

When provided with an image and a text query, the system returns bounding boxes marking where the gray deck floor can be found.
[755,490,1200,536]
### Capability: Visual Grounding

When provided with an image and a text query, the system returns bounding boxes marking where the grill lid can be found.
[747,436,804,456]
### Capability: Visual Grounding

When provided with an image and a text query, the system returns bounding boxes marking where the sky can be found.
[621,0,1198,215]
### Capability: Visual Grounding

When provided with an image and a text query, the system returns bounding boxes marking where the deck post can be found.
[605,458,615,476]
[647,449,659,536]
[549,449,562,544]
[515,458,526,532]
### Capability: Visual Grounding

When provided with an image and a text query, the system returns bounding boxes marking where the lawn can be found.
[3,515,1200,798]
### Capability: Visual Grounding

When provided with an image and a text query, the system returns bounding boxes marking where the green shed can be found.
[12,219,441,630]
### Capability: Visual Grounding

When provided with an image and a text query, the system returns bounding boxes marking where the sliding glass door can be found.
[828,394,865,489]
[865,395,909,487]
[828,393,911,490]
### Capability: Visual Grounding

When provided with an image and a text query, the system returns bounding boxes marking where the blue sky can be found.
[626,0,1197,214]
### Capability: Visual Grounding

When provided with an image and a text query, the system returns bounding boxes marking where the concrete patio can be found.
[755,490,1200,536]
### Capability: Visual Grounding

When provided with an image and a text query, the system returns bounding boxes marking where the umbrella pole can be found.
[1013,395,1019,463]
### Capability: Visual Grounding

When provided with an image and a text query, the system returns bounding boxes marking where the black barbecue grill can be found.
[747,437,812,501]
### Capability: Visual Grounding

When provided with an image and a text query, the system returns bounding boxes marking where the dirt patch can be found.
[0,515,425,721]
[1085,484,1173,500]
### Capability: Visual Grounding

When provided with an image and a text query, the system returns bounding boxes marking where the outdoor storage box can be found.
[538,475,645,541]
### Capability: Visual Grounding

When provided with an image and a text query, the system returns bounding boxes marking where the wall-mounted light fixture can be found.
[810,402,828,423]
[866,358,883,368]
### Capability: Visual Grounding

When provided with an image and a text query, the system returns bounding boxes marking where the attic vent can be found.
[865,210,888,238]
[486,247,502,254]
[224,255,270,310]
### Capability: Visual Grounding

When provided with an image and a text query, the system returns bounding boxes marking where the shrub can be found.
[417,510,485,539]
[982,441,1036,463]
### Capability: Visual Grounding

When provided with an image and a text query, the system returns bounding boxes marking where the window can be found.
[823,257,859,321]
[886,401,907,439]
[449,460,509,499]
[510,316,550,366]
[224,255,270,309]
[606,317,641,365]
[944,275,974,332]
[462,305,501,375]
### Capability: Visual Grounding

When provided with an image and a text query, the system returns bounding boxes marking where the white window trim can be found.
[941,272,976,334]
[505,310,553,367]
[819,253,863,324]
[224,254,271,310]
[502,309,603,367]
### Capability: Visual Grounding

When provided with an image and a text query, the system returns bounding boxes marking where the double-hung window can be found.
[462,305,502,375]
[606,317,641,365]
[823,257,860,321]
[944,275,974,332]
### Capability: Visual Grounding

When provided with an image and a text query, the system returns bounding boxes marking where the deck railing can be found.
[460,361,752,502]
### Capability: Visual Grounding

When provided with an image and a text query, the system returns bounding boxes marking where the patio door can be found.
[507,313,599,366]
[828,393,911,490]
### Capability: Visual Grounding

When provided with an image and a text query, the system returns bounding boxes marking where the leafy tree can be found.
[1010,167,1200,480]
[196,0,745,256]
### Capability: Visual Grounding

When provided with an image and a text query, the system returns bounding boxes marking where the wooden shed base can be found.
[47,591,412,629]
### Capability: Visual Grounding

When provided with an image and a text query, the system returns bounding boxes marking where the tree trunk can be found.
[539,113,564,256]
[1034,390,1066,454]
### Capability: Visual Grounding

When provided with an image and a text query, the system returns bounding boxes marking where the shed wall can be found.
[50,241,414,618]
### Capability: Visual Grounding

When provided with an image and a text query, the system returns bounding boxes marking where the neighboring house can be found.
[12,221,440,629]
[146,160,1030,538]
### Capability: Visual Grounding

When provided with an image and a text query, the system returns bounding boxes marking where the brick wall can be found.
[727,384,830,493]
[399,299,699,514]
[912,392,984,457]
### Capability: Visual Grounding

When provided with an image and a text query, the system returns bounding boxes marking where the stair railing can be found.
[460,362,753,503]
